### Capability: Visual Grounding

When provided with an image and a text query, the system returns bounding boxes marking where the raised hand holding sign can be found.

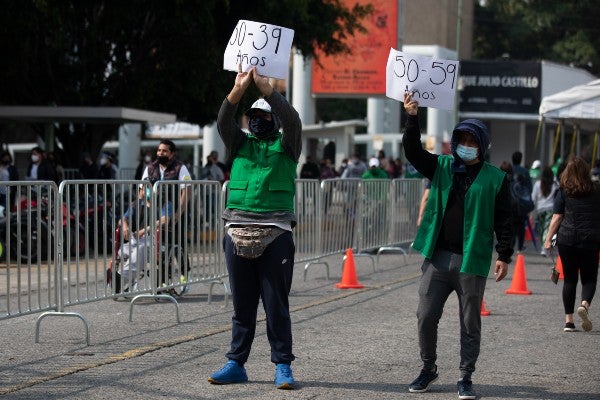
[386,48,460,110]
[223,20,294,80]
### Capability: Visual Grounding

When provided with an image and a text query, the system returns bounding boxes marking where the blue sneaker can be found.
[274,363,295,389]
[208,360,248,384]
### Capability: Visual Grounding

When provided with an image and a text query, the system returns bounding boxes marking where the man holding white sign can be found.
[208,63,301,390]
[223,20,294,80]
[402,92,513,399]
[386,49,459,111]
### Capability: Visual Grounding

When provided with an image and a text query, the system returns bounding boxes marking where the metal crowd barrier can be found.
[1,178,422,345]
[1,182,60,320]
[297,178,424,280]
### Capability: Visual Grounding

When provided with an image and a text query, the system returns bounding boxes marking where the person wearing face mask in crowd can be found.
[26,146,58,183]
[0,151,19,210]
[208,65,301,390]
[135,150,153,180]
[402,92,513,400]
[98,152,118,180]
[141,139,192,229]
[79,152,99,179]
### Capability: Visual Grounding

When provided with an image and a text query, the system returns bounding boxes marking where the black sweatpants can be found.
[223,231,295,365]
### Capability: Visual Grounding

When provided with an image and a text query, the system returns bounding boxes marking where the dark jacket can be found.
[554,184,600,249]
[27,160,58,183]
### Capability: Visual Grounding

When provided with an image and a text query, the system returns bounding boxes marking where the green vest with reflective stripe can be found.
[412,155,505,276]
[226,134,297,213]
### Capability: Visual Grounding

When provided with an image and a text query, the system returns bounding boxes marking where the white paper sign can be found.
[386,48,460,110]
[223,20,294,80]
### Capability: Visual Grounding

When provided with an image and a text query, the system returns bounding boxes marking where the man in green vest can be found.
[402,92,514,400]
[208,65,301,390]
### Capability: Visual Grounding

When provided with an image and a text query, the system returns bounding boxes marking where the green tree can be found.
[473,0,600,76]
[0,0,372,167]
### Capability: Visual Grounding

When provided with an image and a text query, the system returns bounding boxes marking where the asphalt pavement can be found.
[1,245,599,399]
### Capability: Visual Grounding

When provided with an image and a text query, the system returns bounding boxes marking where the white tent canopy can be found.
[539,79,600,130]
[537,79,600,165]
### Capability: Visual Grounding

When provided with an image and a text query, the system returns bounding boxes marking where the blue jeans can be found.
[417,248,487,379]
[223,231,295,365]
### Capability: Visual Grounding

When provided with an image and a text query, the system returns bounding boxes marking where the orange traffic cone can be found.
[524,220,533,241]
[336,248,364,289]
[555,255,564,280]
[481,299,491,316]
[505,253,532,295]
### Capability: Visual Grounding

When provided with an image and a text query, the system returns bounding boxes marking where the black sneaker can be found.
[457,379,476,399]
[564,322,576,332]
[408,368,438,393]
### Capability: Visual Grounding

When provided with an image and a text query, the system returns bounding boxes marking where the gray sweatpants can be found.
[417,248,487,380]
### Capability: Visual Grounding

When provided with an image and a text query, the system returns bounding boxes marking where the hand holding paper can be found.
[223,20,294,80]
[386,48,460,110]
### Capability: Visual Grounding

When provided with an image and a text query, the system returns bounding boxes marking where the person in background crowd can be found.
[512,151,533,193]
[26,146,58,183]
[385,156,401,178]
[511,151,533,250]
[210,150,230,181]
[141,139,192,289]
[209,65,301,390]
[319,158,337,180]
[529,159,541,181]
[500,161,530,253]
[141,139,192,221]
[47,152,64,182]
[135,150,153,180]
[337,158,348,177]
[0,151,19,209]
[403,92,513,400]
[532,166,558,256]
[299,155,320,179]
[341,153,367,178]
[202,153,225,183]
[395,158,404,178]
[98,152,118,180]
[362,157,388,179]
[552,157,563,177]
[544,156,600,333]
[79,152,99,179]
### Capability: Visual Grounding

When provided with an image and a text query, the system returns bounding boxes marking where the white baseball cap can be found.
[244,98,272,116]
[369,157,380,167]
[531,160,541,169]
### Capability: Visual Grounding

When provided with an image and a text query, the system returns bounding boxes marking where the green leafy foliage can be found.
[0,0,372,165]
[473,0,599,76]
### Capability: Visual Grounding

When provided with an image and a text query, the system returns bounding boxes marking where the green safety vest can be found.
[412,155,505,276]
[226,134,297,213]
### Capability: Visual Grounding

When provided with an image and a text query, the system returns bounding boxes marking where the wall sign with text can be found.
[386,49,459,110]
[223,20,294,80]
[458,61,542,114]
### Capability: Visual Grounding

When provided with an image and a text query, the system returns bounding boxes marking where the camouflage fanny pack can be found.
[227,226,285,259]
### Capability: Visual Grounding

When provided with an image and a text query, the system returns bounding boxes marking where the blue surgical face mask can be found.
[456,144,478,162]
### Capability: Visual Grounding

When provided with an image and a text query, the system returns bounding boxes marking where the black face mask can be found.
[249,116,275,138]
[157,156,170,165]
